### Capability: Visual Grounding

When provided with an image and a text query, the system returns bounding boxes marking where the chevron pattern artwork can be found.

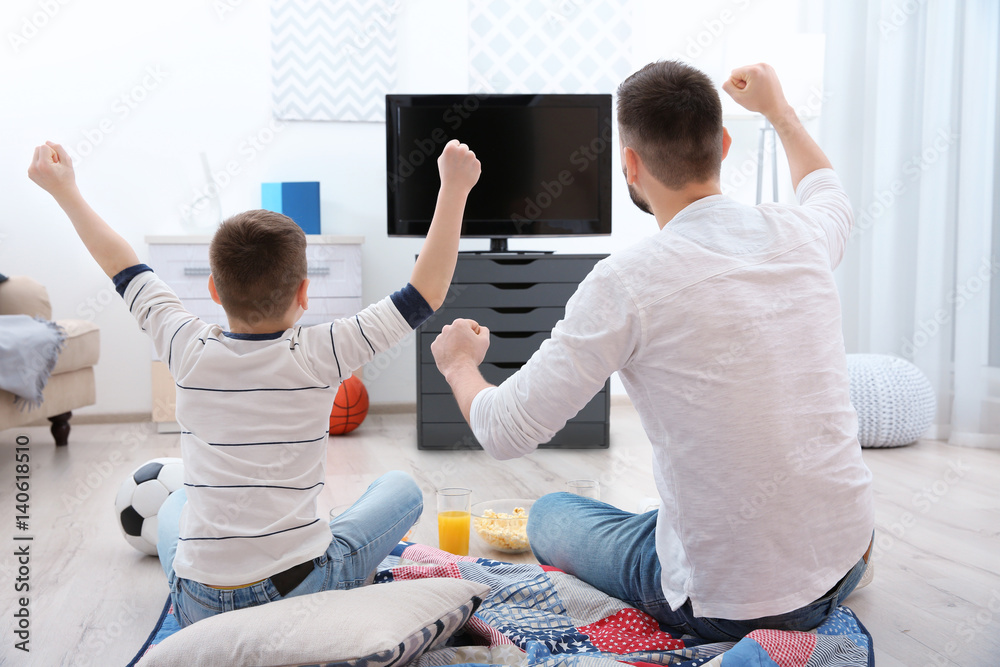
[469,0,633,94]
[271,0,398,122]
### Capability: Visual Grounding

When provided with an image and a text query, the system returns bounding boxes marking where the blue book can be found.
[261,181,320,234]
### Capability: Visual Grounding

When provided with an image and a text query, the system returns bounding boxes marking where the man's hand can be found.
[722,63,832,189]
[431,318,490,379]
[722,63,793,122]
[28,142,78,200]
[437,139,481,197]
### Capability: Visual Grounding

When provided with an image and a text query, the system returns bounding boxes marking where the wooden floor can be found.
[1,404,998,666]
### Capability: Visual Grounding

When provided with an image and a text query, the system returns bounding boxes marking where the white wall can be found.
[1,0,815,416]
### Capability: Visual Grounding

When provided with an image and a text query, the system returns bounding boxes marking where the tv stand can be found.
[416,252,609,450]
[490,238,507,252]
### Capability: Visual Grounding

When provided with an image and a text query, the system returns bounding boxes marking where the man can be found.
[430,61,873,641]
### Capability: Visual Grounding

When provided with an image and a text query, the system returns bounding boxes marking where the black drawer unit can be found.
[416,253,610,450]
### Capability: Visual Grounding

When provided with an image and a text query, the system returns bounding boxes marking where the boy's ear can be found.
[721,126,733,162]
[297,278,309,311]
[208,275,222,305]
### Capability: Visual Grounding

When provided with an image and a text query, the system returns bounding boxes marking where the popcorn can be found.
[473,506,530,551]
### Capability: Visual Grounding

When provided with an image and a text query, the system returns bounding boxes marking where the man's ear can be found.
[623,146,641,185]
[297,278,309,311]
[208,275,222,305]
[721,127,733,162]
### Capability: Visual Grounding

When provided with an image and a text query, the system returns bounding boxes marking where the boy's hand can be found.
[437,139,481,196]
[431,318,490,379]
[28,142,78,199]
[722,63,792,122]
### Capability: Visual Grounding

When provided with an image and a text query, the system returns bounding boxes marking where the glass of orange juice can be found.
[437,487,472,555]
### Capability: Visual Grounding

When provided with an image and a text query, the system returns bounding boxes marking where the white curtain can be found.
[821,0,1000,448]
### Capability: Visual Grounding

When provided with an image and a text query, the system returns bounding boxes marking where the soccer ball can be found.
[114,457,184,556]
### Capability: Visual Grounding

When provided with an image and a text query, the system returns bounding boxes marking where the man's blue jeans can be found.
[156,470,422,627]
[526,492,869,643]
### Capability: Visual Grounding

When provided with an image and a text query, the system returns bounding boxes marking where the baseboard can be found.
[368,402,418,414]
[38,394,634,424]
[24,412,152,427]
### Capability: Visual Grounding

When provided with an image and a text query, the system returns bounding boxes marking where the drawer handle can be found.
[492,307,538,314]
[184,266,330,277]
[492,331,541,339]
[490,259,538,266]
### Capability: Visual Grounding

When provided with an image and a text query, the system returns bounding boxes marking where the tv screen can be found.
[386,94,612,246]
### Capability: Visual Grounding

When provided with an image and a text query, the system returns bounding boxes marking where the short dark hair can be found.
[209,210,307,325]
[617,60,723,189]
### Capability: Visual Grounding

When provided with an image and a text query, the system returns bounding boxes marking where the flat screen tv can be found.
[386,94,613,251]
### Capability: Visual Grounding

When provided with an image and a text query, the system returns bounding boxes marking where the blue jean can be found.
[157,470,423,627]
[526,492,869,643]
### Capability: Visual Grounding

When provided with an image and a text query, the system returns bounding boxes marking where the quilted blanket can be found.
[374,543,874,667]
[129,543,874,667]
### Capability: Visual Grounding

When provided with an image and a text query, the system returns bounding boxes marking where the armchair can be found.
[0,276,100,445]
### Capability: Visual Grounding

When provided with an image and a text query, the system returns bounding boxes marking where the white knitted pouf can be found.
[847,354,936,448]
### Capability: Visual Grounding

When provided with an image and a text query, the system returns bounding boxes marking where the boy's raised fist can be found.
[28,141,77,198]
[437,139,481,195]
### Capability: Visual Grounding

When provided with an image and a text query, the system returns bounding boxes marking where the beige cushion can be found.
[138,578,489,667]
[51,319,100,374]
[0,367,96,430]
[0,276,51,319]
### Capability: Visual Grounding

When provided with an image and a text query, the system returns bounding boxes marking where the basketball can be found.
[330,374,369,435]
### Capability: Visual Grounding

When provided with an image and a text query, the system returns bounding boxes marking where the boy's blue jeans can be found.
[526,492,870,643]
[157,470,422,627]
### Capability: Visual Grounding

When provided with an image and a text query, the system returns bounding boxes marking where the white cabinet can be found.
[145,235,364,430]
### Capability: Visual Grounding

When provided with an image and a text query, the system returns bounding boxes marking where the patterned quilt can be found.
[374,543,875,667]
[129,543,874,667]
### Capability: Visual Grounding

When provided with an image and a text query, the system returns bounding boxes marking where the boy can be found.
[29,138,481,626]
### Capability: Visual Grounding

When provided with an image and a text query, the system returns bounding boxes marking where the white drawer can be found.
[304,244,362,298]
[147,244,213,299]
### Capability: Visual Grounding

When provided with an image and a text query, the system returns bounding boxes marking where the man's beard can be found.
[627,181,653,215]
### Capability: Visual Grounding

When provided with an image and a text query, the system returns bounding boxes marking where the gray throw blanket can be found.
[0,315,66,410]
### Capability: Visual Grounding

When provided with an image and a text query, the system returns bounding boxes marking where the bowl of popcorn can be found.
[471,499,534,553]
